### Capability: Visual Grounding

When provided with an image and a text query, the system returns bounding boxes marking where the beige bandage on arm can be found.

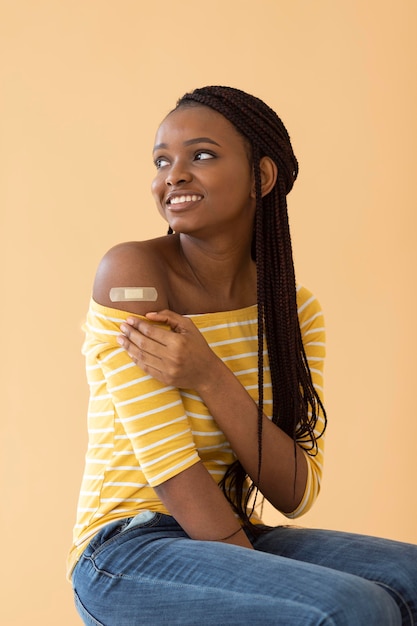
[109,287,158,302]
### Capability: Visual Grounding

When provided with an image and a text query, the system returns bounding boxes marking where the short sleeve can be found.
[285,286,326,518]
[83,300,200,486]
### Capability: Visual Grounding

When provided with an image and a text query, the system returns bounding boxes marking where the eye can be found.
[194,151,215,161]
[154,156,170,169]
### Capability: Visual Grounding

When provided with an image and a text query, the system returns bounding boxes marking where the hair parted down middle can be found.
[174,86,327,529]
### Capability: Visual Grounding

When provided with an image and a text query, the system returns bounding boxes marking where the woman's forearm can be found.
[195,358,308,514]
[155,461,253,549]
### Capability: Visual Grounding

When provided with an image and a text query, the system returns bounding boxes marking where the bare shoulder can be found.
[93,236,173,315]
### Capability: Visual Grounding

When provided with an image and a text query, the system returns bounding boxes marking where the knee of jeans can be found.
[74,589,106,626]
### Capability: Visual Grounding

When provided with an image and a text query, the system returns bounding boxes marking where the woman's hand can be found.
[118,310,220,391]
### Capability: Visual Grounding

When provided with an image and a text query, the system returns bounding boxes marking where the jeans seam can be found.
[74,588,106,626]
[371,580,413,625]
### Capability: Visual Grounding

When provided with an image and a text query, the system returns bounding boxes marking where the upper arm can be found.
[84,299,200,486]
[93,241,169,316]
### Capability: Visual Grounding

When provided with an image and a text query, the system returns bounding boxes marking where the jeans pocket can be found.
[88,512,162,560]
[121,510,158,532]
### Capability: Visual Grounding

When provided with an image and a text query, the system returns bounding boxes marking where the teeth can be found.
[169,194,201,205]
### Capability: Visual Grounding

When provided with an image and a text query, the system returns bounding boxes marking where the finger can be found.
[117,333,165,374]
[121,316,157,337]
[145,309,187,333]
[118,326,160,361]
[121,319,168,347]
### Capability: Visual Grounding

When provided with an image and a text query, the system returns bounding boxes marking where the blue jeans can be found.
[72,512,417,625]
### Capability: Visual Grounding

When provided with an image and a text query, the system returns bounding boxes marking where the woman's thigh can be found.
[253,525,417,625]
[72,513,402,626]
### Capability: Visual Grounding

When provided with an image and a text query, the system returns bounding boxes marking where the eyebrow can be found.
[153,137,221,152]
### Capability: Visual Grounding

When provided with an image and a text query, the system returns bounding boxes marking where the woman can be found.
[68,86,417,625]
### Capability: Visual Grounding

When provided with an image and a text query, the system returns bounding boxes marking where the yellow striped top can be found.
[67,284,326,578]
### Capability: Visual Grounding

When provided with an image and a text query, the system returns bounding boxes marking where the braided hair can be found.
[173,86,326,528]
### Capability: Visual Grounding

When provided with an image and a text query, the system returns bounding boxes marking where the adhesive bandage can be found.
[109,287,158,302]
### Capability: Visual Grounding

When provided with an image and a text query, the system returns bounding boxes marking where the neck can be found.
[177,232,256,305]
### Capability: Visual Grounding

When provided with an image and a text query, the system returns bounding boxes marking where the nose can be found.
[165,161,192,186]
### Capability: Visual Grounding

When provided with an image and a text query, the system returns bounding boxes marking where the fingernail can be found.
[117,335,125,346]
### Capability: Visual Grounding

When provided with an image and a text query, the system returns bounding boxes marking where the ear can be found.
[250,156,278,198]
[259,156,278,197]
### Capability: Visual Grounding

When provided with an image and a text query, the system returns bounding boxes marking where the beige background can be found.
[1,1,416,624]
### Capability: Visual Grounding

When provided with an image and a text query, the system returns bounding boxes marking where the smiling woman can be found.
[68,86,417,626]
[151,106,258,241]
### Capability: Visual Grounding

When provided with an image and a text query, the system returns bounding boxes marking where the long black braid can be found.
[173,86,326,528]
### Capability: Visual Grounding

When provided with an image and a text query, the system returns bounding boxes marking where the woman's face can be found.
[151,105,255,237]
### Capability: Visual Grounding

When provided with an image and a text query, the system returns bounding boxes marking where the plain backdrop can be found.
[1,1,416,624]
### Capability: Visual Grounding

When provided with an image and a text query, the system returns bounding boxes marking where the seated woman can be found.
[68,85,417,625]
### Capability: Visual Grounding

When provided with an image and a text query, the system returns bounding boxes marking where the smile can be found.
[168,194,202,205]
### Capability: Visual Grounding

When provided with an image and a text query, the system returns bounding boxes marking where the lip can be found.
[165,192,203,211]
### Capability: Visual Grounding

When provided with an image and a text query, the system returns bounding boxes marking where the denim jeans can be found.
[72,512,417,625]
